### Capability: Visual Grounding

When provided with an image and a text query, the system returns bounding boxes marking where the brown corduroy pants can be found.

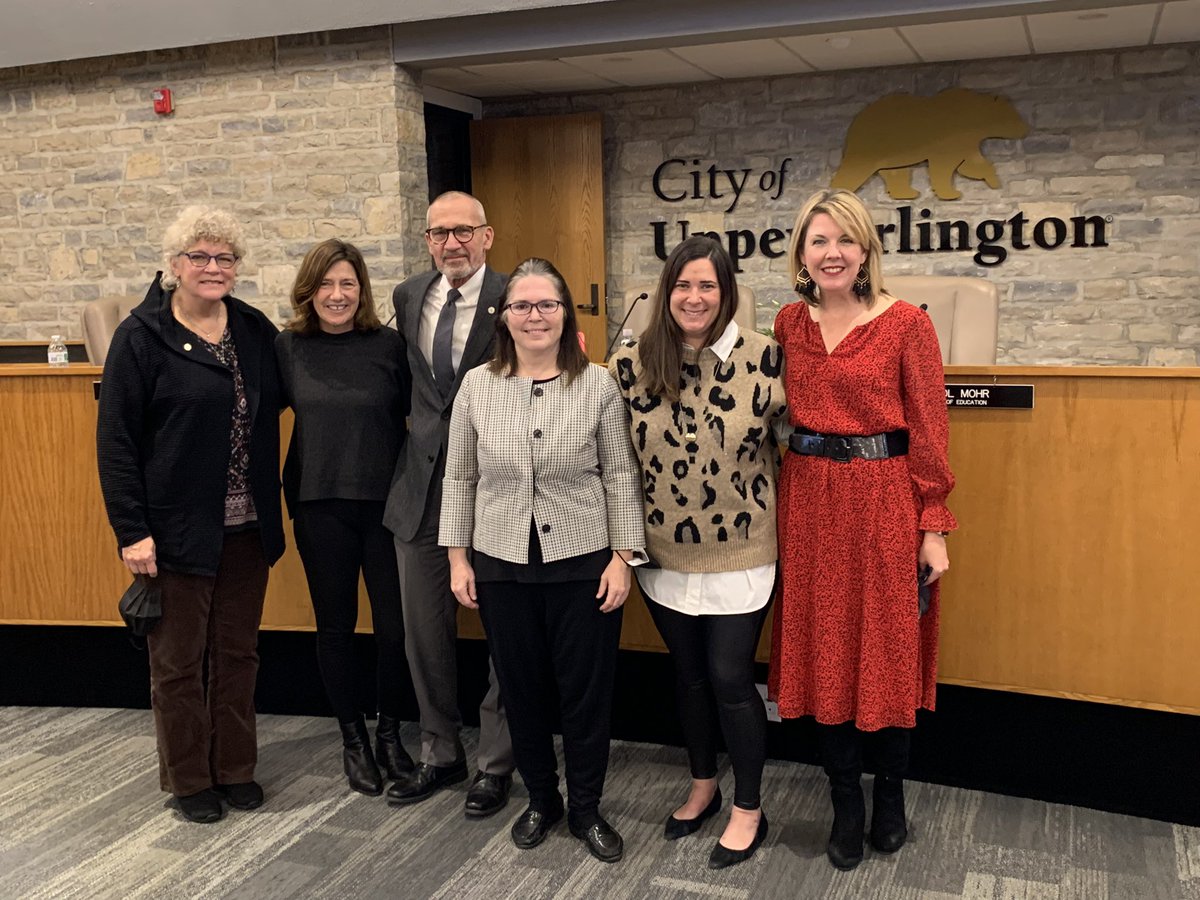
[146,530,268,796]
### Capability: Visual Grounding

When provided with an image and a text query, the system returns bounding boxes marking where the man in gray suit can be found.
[383,191,514,817]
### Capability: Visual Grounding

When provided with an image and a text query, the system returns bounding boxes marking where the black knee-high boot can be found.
[868,727,911,853]
[816,721,865,870]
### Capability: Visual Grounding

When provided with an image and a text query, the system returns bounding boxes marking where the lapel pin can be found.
[183,342,192,351]
[487,306,496,315]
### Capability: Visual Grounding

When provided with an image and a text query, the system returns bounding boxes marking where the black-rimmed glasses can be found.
[425,224,488,244]
[504,300,565,317]
[178,251,239,269]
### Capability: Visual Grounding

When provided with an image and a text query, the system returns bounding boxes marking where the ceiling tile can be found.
[672,38,813,79]
[460,59,621,92]
[901,16,1031,62]
[1027,4,1159,53]
[419,67,528,97]
[778,28,920,70]
[563,48,717,86]
[1156,0,1200,42]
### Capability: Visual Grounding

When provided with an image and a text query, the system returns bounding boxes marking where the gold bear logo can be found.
[832,88,1029,201]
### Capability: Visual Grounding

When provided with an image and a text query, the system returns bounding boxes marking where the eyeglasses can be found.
[504,300,565,317]
[179,251,239,269]
[425,224,488,244]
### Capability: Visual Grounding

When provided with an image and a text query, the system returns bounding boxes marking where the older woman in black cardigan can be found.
[97,205,283,825]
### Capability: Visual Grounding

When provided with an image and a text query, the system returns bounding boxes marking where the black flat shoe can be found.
[464,771,512,819]
[664,787,722,840]
[177,789,224,824]
[511,803,564,849]
[214,781,264,810]
[386,760,468,806]
[708,811,768,870]
[569,816,624,863]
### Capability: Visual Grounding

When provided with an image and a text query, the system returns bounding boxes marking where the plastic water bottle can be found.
[47,335,69,367]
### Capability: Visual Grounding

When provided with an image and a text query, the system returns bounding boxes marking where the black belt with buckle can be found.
[788,428,909,462]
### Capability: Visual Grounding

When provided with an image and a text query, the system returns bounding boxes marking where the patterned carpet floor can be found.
[1,707,1197,899]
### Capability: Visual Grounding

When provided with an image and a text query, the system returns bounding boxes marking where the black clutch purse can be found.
[918,565,932,616]
[118,575,162,637]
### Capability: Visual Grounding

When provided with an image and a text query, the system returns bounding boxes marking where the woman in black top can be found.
[276,239,413,797]
[97,205,284,825]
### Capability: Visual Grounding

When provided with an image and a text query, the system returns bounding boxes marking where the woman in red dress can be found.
[769,189,956,870]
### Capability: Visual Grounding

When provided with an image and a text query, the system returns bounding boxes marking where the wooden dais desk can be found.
[2,364,1198,713]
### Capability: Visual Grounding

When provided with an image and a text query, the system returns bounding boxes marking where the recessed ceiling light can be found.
[827,36,852,49]
[1077,12,1108,20]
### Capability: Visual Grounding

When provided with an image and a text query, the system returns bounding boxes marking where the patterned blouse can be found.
[200,327,258,528]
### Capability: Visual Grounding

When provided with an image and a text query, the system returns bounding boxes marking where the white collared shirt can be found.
[418,266,486,374]
[635,319,776,617]
[705,319,740,361]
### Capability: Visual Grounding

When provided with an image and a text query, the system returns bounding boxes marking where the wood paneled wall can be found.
[4,364,1199,714]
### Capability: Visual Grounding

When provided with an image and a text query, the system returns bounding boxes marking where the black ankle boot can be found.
[870,775,907,853]
[339,718,383,796]
[827,778,866,870]
[374,714,415,781]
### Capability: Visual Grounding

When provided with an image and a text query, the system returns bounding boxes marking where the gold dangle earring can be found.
[794,265,817,300]
[852,265,871,298]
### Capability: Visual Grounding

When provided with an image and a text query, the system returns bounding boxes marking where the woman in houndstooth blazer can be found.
[439,258,645,864]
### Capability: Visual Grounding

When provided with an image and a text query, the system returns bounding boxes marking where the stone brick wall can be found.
[0,26,426,342]
[487,45,1200,365]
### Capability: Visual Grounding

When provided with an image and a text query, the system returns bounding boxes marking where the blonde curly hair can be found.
[160,206,247,290]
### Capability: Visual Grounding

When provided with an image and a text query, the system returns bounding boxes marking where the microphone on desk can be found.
[605,293,648,361]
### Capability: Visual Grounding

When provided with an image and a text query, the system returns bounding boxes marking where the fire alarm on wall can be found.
[152,88,173,115]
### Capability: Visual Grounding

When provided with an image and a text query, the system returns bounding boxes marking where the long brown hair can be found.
[636,236,738,402]
[489,258,589,385]
[287,239,381,334]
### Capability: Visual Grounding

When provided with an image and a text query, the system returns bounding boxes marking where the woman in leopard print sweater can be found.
[610,236,787,870]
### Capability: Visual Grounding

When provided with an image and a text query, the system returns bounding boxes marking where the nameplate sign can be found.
[945,384,1034,409]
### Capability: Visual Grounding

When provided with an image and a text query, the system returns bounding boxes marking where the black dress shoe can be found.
[464,771,512,818]
[374,715,416,781]
[569,816,624,863]
[511,803,564,849]
[708,811,768,870]
[214,781,264,810]
[664,787,722,840]
[386,760,468,806]
[177,789,224,824]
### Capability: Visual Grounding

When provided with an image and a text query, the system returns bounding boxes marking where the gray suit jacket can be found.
[439,363,645,563]
[383,266,507,542]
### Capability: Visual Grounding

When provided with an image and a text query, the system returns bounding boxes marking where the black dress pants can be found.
[293,498,408,723]
[477,578,623,826]
[645,595,770,810]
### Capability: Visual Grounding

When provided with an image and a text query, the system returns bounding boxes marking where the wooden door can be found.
[470,113,608,361]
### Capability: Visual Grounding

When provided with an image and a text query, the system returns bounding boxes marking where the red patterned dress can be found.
[768,299,956,731]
